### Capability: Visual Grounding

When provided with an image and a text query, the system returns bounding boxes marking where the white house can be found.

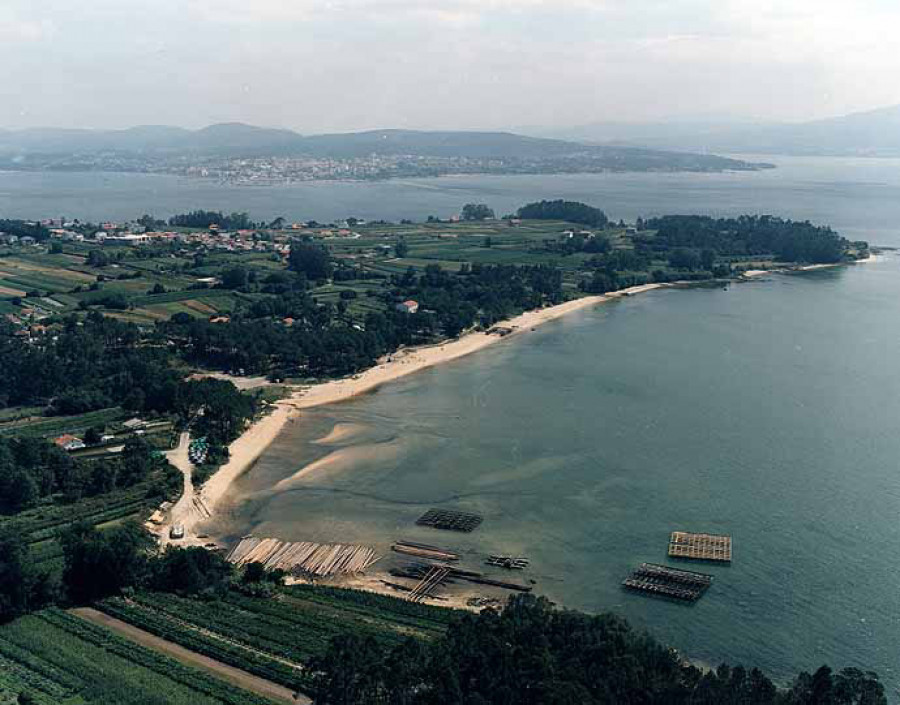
[54,434,86,452]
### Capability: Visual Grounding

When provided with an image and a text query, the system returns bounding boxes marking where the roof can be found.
[54,434,82,447]
[402,300,418,306]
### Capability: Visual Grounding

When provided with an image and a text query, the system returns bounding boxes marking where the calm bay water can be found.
[2,155,900,245]
[4,158,900,692]
[210,258,900,695]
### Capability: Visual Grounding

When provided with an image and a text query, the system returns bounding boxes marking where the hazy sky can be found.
[2,0,899,132]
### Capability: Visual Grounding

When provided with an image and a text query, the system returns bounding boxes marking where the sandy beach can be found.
[156,282,667,544]
[157,255,878,548]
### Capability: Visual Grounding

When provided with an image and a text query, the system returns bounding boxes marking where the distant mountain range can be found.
[534,104,900,157]
[0,123,767,174]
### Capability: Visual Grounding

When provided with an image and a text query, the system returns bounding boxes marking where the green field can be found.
[0,220,631,326]
[0,609,276,704]
[96,584,460,693]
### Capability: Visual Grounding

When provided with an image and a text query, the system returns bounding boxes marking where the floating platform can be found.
[226,537,379,578]
[485,555,529,570]
[668,531,732,562]
[623,563,712,602]
[416,508,483,533]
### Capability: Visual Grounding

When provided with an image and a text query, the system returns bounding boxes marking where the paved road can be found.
[71,607,309,704]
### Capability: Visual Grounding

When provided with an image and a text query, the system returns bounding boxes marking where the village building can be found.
[54,434,86,452]
[396,300,419,314]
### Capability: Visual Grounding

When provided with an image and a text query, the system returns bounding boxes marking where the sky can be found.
[2,0,900,132]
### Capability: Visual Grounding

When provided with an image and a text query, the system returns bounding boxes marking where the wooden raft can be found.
[226,536,379,578]
[668,531,732,562]
[623,563,713,602]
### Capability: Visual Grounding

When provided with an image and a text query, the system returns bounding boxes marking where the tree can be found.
[668,248,701,270]
[311,633,386,705]
[0,532,34,621]
[221,266,249,290]
[395,239,409,258]
[151,546,232,596]
[49,241,63,254]
[60,520,153,603]
[83,426,103,446]
[461,203,495,221]
[289,242,333,281]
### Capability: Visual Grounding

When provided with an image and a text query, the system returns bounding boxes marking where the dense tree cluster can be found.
[168,210,255,230]
[0,532,58,622]
[517,200,609,228]
[162,262,563,375]
[393,263,564,337]
[643,215,855,264]
[0,219,50,241]
[176,379,256,445]
[0,436,162,514]
[311,594,887,705]
[288,241,334,281]
[0,313,256,438]
[461,203,495,221]
[0,312,176,412]
[57,523,238,605]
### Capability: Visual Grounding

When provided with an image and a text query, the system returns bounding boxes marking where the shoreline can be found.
[158,253,879,549]
[156,282,665,543]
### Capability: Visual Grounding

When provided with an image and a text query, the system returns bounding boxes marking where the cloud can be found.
[0,0,898,129]
[0,8,50,42]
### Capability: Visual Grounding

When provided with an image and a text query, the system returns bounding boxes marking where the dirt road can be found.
[70,607,309,704]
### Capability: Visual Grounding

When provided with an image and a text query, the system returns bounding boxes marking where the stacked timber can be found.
[391,541,460,562]
[226,536,379,578]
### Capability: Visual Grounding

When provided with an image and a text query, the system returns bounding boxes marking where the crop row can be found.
[226,591,441,646]
[98,598,311,692]
[0,648,75,703]
[131,591,324,660]
[284,582,459,627]
[35,609,278,705]
[0,485,152,543]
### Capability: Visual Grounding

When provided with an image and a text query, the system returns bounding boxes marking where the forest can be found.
[643,215,852,264]
[516,199,609,227]
[311,594,887,705]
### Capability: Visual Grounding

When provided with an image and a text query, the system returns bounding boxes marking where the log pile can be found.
[226,536,379,578]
